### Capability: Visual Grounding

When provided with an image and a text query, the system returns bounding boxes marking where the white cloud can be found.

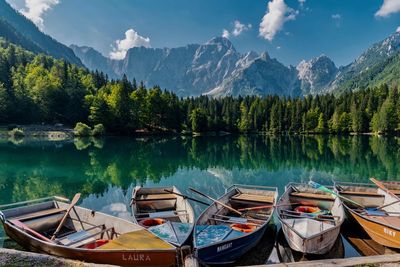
[19,0,60,30]
[375,0,400,17]
[397,26,400,33]
[232,20,252,37]
[259,0,298,41]
[222,29,230,38]
[222,20,251,39]
[276,46,281,50]
[109,29,151,60]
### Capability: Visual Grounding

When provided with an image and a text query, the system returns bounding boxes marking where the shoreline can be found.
[0,124,398,140]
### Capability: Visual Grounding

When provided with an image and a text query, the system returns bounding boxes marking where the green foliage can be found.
[0,38,399,135]
[190,108,207,133]
[74,122,92,137]
[316,113,326,133]
[92,124,105,136]
[371,99,398,133]
[238,102,251,133]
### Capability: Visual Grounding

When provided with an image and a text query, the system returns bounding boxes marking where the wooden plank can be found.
[11,208,65,221]
[137,194,177,201]
[345,234,382,256]
[231,193,274,203]
[340,191,383,197]
[248,253,400,267]
[289,192,334,201]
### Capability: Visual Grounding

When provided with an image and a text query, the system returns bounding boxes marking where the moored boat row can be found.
[1,178,400,266]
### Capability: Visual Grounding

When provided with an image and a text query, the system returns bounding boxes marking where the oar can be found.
[189,188,243,216]
[51,193,81,240]
[376,199,400,210]
[370,178,400,200]
[238,203,301,212]
[370,178,400,211]
[163,189,209,206]
[308,181,365,208]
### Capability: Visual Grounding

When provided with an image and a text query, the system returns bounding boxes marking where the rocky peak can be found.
[297,54,338,95]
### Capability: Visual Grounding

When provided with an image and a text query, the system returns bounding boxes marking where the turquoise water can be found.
[1,135,399,261]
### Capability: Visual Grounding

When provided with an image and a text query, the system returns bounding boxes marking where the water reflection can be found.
[1,135,400,262]
[1,135,400,205]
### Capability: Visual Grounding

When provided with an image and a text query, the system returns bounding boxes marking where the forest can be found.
[0,38,399,135]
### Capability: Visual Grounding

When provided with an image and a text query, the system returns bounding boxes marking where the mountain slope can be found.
[70,45,117,78]
[0,0,82,66]
[337,52,400,92]
[0,18,42,53]
[329,32,400,93]
[206,52,301,97]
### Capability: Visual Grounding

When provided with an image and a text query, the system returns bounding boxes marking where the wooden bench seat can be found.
[10,208,65,221]
[290,192,334,201]
[231,193,274,204]
[340,191,383,197]
[137,194,177,201]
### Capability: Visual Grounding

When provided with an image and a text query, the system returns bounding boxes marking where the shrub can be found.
[8,128,25,138]
[92,124,105,136]
[74,122,92,137]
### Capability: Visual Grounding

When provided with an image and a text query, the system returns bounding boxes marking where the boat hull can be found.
[3,222,177,266]
[193,184,278,265]
[281,220,341,254]
[346,207,400,249]
[195,223,268,264]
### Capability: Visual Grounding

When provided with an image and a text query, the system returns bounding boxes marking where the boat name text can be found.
[384,228,396,237]
[217,242,232,252]
[122,253,151,261]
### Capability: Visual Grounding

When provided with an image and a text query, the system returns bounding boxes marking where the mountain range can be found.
[71,32,400,97]
[0,0,398,97]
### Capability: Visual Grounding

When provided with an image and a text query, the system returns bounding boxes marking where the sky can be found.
[5,0,400,66]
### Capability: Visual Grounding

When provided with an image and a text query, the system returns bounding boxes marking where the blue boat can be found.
[193,184,278,265]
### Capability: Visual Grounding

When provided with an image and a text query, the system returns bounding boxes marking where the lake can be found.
[1,135,400,263]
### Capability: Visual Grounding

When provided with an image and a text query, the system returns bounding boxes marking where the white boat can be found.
[277,183,344,254]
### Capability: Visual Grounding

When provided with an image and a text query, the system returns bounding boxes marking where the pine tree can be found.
[316,113,326,133]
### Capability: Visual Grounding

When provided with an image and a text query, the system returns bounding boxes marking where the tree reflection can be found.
[0,135,399,204]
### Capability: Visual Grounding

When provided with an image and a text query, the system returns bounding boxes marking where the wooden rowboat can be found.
[193,184,278,265]
[131,186,195,247]
[0,196,176,266]
[277,183,344,254]
[335,181,400,249]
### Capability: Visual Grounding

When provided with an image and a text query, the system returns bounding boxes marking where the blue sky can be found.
[6,0,400,66]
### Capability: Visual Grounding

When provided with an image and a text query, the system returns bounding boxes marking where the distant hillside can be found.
[0,0,82,66]
[329,32,400,94]
[337,52,400,92]
[0,19,42,53]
